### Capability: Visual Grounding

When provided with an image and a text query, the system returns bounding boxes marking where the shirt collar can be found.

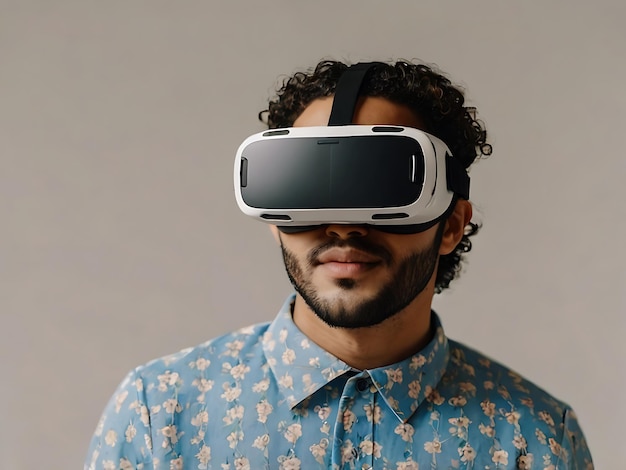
[263,294,450,423]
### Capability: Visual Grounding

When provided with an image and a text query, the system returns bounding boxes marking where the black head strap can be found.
[446,154,470,200]
[328,62,382,126]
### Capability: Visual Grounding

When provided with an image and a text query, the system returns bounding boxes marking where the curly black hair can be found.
[259,60,492,293]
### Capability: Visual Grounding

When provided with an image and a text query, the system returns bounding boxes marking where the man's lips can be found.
[315,248,381,265]
[314,248,382,277]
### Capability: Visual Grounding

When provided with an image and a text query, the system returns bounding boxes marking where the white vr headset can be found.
[233,62,470,234]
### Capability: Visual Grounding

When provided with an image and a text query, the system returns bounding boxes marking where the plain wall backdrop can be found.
[1,1,624,468]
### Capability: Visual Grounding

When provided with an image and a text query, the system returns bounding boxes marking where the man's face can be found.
[272,96,446,329]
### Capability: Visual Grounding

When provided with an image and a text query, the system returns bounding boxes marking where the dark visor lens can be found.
[240,135,425,210]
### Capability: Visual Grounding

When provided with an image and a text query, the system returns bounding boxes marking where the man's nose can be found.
[324,224,369,239]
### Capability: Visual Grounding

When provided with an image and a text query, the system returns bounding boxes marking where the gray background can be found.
[1,1,624,468]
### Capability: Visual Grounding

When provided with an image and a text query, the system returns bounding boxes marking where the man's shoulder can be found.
[444,338,570,412]
[131,321,272,383]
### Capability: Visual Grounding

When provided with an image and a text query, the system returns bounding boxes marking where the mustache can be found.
[307,238,393,266]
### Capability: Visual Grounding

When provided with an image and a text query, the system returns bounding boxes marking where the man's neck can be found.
[291,290,435,371]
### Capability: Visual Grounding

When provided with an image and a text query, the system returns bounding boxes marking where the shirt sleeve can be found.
[84,369,154,470]
[560,407,594,470]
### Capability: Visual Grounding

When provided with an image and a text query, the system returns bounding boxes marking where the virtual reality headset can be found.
[233,62,470,234]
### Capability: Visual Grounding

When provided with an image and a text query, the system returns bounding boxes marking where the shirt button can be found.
[356,378,369,392]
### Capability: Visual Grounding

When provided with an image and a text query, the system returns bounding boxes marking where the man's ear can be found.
[439,200,473,255]
[269,225,281,244]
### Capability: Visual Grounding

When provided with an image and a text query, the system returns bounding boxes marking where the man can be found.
[86,60,593,469]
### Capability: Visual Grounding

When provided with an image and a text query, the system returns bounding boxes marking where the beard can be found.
[280,226,443,329]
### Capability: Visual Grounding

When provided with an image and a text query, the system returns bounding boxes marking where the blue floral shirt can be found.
[86,295,593,469]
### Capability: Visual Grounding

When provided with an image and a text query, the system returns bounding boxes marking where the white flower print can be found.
[409,354,427,371]
[114,390,129,413]
[157,371,179,392]
[341,440,356,464]
[279,328,288,343]
[282,348,296,365]
[364,403,382,424]
[192,357,211,371]
[462,363,476,376]
[543,454,556,470]
[539,411,555,427]
[342,410,357,432]
[517,454,533,469]
[278,455,301,470]
[425,386,445,405]
[308,357,320,368]
[520,397,534,409]
[498,385,512,401]
[448,416,470,438]
[481,399,496,417]
[459,381,477,394]
[459,444,476,462]
[224,340,244,357]
[264,337,276,352]
[278,373,293,389]
[144,433,152,450]
[102,460,116,470]
[394,423,415,443]
[234,457,250,470]
[195,445,211,468]
[300,338,310,349]
[193,378,215,393]
[424,439,442,454]
[191,410,209,427]
[227,430,243,449]
[190,429,205,445]
[163,398,182,414]
[448,416,470,428]
[124,424,136,443]
[506,410,521,425]
[283,423,302,444]
[314,404,331,421]
[484,380,495,390]
[396,459,419,470]
[448,395,467,407]
[252,378,270,393]
[223,405,244,425]
[169,457,183,470]
[221,383,242,402]
[408,380,421,399]
[387,395,400,410]
[479,423,496,437]
[309,438,329,464]
[104,429,117,447]
[549,438,567,460]
[120,458,133,470]
[536,428,547,445]
[256,400,273,423]
[161,425,179,446]
[230,363,250,380]
[150,405,161,415]
[252,433,270,450]
[359,439,382,458]
[492,449,509,465]
[513,435,528,450]
[302,373,317,394]
[384,368,403,387]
